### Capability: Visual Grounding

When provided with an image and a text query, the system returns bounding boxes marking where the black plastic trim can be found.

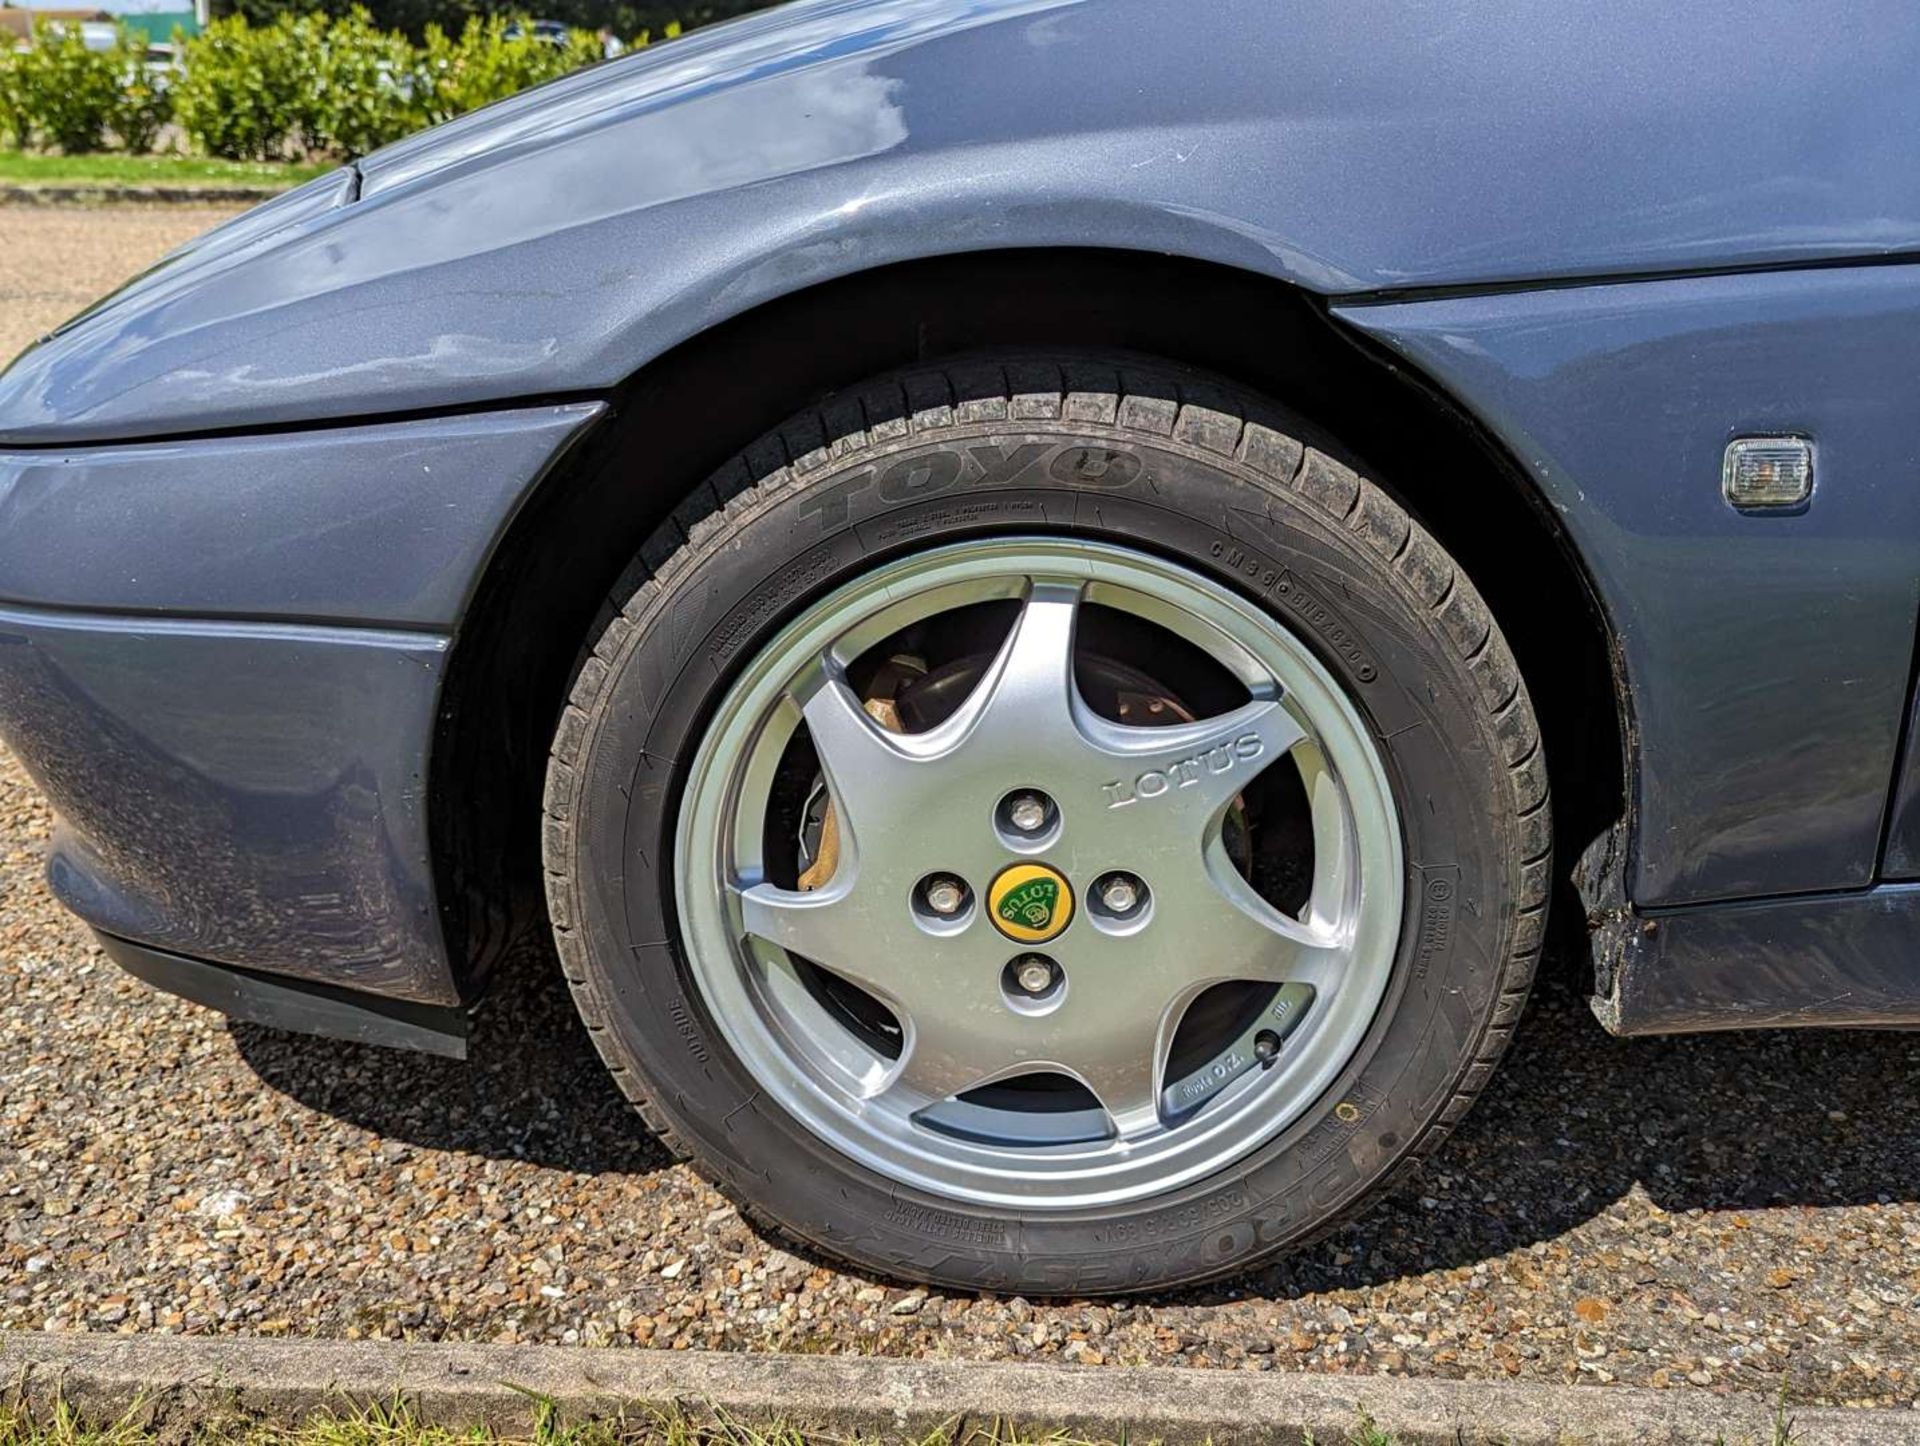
[1331,247,1920,308]
[1590,883,1920,1036]
[98,932,470,1059]
[0,389,611,454]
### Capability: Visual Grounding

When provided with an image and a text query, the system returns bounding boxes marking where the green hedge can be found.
[173,9,623,159]
[415,14,604,130]
[216,0,767,46]
[0,7,692,163]
[169,15,317,161]
[0,19,172,153]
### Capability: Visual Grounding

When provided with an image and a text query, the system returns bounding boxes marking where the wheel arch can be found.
[429,246,1627,999]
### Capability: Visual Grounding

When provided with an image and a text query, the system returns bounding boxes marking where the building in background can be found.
[102,0,206,42]
[0,0,203,47]
[1,6,110,47]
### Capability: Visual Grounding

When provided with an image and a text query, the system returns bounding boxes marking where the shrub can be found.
[174,10,601,160]
[106,32,174,152]
[307,8,423,156]
[12,19,124,153]
[173,14,317,160]
[215,0,765,46]
[415,14,598,127]
[4,7,650,162]
[5,24,172,154]
[0,49,24,150]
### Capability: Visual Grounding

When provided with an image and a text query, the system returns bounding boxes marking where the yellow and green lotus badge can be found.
[988,862,1074,943]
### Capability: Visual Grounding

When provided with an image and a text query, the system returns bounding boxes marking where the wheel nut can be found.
[1007,793,1049,833]
[1014,956,1056,996]
[922,875,967,916]
[1099,874,1141,914]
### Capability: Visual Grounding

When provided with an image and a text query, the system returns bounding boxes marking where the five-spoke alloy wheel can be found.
[546,357,1549,1292]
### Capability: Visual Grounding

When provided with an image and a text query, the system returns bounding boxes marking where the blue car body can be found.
[4,0,1919,1053]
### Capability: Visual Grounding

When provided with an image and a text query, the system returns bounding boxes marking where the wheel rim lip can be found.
[673,537,1405,1211]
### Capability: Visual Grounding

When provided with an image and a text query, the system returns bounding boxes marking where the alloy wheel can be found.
[674,537,1404,1209]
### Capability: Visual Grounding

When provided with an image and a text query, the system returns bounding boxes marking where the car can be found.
[502,18,572,46]
[2,0,1917,1295]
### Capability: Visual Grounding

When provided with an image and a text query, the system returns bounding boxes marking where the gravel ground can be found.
[0,205,239,361]
[3,205,1920,1415]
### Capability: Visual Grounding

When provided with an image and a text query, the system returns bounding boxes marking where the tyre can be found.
[544,356,1548,1293]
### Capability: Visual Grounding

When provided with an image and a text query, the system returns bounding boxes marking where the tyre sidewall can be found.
[569,425,1514,1293]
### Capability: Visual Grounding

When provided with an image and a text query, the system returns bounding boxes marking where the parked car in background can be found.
[2,0,1918,1294]
[502,18,571,46]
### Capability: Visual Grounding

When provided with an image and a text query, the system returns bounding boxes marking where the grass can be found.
[0,151,335,191]
[0,1396,1158,1446]
[0,1393,1433,1446]
[0,1391,1825,1446]
[0,1385,1816,1446]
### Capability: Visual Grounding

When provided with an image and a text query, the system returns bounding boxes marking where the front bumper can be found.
[0,402,603,1015]
[0,603,455,1002]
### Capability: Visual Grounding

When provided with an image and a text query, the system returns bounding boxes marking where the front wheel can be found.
[544,357,1548,1293]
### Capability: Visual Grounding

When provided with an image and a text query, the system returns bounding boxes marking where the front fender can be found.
[1337,263,1920,907]
[4,0,1920,444]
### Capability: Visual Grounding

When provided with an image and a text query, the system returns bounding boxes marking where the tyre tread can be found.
[542,355,1550,1288]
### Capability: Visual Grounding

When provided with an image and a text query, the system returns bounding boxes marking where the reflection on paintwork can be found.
[6,0,1920,442]
[0,609,454,1003]
[357,0,958,193]
[0,405,602,627]
[31,167,357,347]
